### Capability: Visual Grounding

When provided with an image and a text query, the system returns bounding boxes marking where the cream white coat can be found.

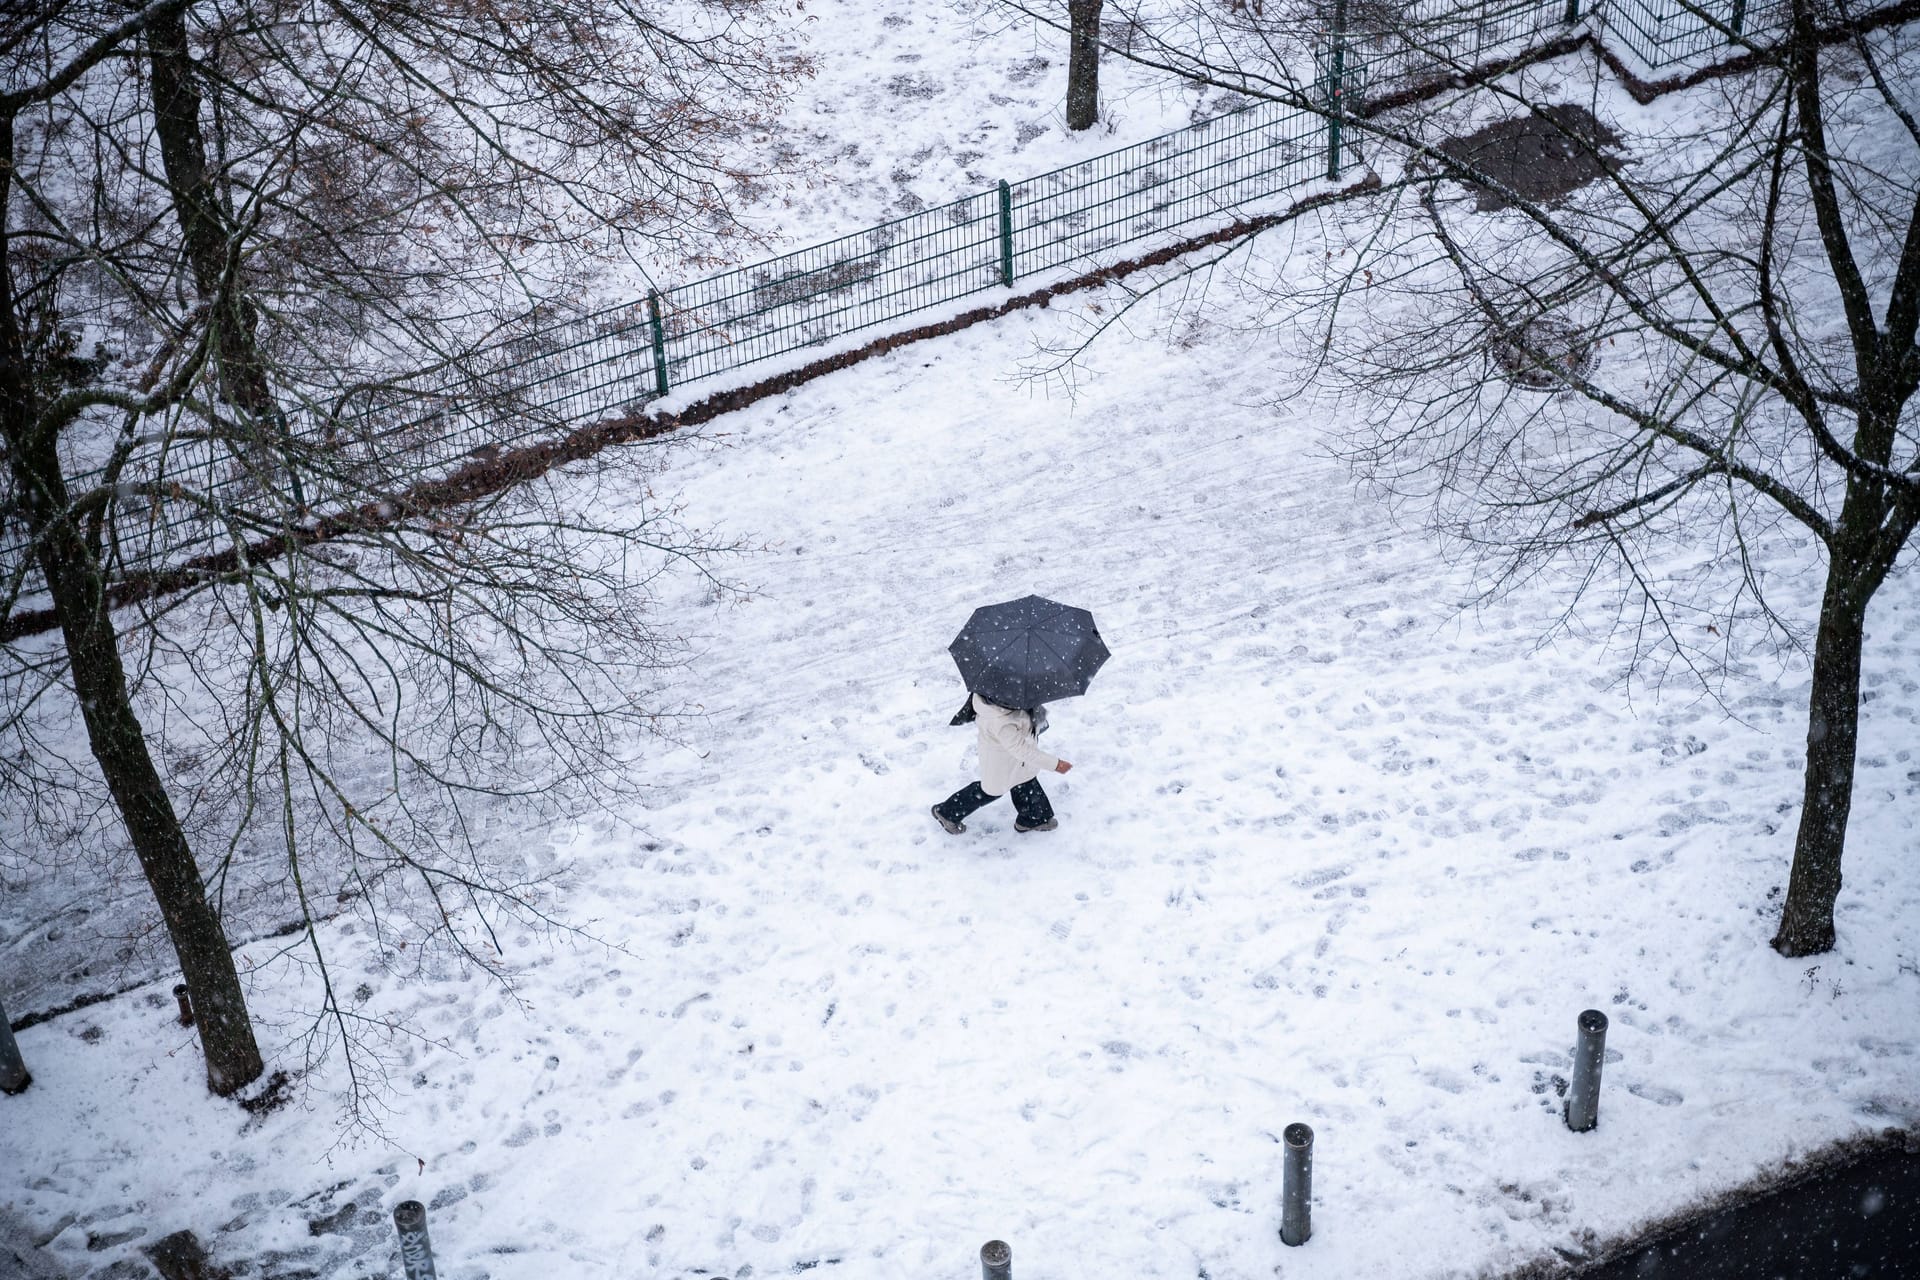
[973,693,1058,795]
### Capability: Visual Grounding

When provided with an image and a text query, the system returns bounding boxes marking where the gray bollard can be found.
[980,1238,1011,1280]
[393,1200,438,1280]
[1565,1008,1609,1133]
[1,996,30,1095]
[173,983,195,1027]
[1280,1122,1313,1246]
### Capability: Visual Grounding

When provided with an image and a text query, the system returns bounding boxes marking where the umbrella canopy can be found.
[949,595,1110,709]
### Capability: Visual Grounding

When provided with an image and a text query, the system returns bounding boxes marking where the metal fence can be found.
[647,96,1331,398]
[1317,0,1579,103]
[634,0,1793,409]
[1601,0,1793,66]
[3,0,1819,584]
[657,189,1003,387]
[330,0,1788,431]
[1010,100,1327,276]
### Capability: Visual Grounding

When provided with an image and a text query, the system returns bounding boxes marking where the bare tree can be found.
[3,0,804,1111]
[1005,0,1919,954]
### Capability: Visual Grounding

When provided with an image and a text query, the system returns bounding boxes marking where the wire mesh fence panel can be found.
[658,191,1002,387]
[35,425,267,575]
[72,445,222,576]
[1604,0,1709,64]
[317,299,661,478]
[450,302,662,443]
[1009,100,1326,278]
[3,296,670,576]
[49,436,332,578]
[1314,0,1572,105]
[1600,0,1785,66]
[83,449,276,577]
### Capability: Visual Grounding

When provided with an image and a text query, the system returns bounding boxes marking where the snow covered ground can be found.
[620,0,1265,292]
[4,8,1918,1280]
[6,234,1918,1278]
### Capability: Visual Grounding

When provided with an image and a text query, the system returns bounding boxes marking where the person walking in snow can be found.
[931,692,1073,834]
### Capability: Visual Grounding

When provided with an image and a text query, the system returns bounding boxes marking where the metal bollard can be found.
[980,1238,1011,1280]
[173,983,195,1027]
[393,1200,438,1280]
[1565,1009,1609,1133]
[1280,1122,1313,1246]
[1,996,30,1095]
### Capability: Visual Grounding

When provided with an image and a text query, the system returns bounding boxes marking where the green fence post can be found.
[998,180,1015,287]
[1730,0,1746,38]
[647,289,669,397]
[1325,0,1347,182]
[1563,0,1579,24]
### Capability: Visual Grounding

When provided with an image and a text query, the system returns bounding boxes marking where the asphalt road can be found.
[1581,1145,1919,1279]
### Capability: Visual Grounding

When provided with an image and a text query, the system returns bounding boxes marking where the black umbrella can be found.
[949,594,1109,709]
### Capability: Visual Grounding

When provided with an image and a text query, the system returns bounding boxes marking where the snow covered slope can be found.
[3,7,1916,1279]
[5,233,1916,1278]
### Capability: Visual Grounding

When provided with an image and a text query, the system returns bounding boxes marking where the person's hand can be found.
[1054,759,1073,774]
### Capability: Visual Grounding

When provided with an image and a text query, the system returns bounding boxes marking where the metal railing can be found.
[657,189,1003,388]
[1009,100,1326,276]
[2,0,1818,585]
[1317,0,1579,102]
[1602,0,1793,66]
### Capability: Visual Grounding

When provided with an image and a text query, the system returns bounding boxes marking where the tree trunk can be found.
[146,9,276,424]
[1067,0,1104,132]
[15,461,264,1089]
[1771,560,1872,957]
[1769,20,1920,954]
[0,121,265,1091]
[6,431,266,1093]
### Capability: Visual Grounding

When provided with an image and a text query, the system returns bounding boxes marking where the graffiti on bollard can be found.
[393,1200,438,1280]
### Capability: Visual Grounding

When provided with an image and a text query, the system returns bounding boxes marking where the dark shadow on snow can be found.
[1438,103,1626,210]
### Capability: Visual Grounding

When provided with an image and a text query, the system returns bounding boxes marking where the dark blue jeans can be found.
[934,779,1055,827]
